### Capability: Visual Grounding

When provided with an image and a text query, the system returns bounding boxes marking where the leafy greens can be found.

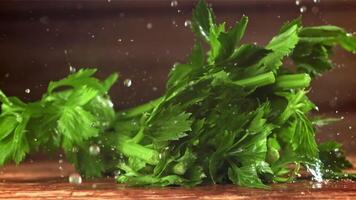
[1,0,356,188]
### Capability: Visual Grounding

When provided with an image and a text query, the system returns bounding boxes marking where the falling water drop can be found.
[313,0,320,3]
[300,6,307,13]
[69,66,76,73]
[25,89,31,94]
[69,173,82,185]
[146,23,153,29]
[184,20,191,27]
[295,0,301,5]
[315,106,319,112]
[123,79,132,87]
[170,0,178,7]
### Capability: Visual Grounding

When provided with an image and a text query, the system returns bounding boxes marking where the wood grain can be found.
[0,157,356,199]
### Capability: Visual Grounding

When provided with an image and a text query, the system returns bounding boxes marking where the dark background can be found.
[0,0,355,152]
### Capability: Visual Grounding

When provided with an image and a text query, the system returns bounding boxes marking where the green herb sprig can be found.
[1,0,356,188]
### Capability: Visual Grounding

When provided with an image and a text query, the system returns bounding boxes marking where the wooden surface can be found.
[0,157,355,199]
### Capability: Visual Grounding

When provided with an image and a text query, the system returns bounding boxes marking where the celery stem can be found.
[234,72,276,88]
[274,74,311,90]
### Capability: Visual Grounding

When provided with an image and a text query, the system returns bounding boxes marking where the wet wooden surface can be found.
[0,156,355,200]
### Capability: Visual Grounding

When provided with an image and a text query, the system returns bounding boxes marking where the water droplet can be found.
[184,20,191,27]
[336,132,340,136]
[174,120,178,124]
[117,38,122,42]
[123,79,132,87]
[346,32,353,37]
[170,0,178,7]
[91,34,95,38]
[315,106,319,111]
[349,126,352,130]
[107,0,111,2]
[4,73,10,78]
[152,86,158,91]
[59,153,63,158]
[25,88,31,94]
[34,138,38,142]
[159,153,163,159]
[69,173,82,185]
[340,116,345,120]
[300,6,307,13]
[89,144,100,156]
[146,23,153,29]
[69,66,76,73]
[58,159,63,164]
[295,0,301,5]
[313,0,320,3]
[130,39,134,42]
[300,192,305,195]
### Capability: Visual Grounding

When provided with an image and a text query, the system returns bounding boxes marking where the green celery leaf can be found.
[146,105,192,142]
[228,163,268,189]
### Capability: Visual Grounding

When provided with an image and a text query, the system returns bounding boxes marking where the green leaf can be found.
[0,115,18,141]
[319,141,352,172]
[146,105,192,142]
[263,19,300,72]
[58,106,98,145]
[292,26,356,77]
[191,0,215,42]
[228,163,268,189]
[0,113,30,165]
[215,16,248,62]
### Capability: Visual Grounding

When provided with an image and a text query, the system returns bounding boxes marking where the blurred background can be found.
[0,0,355,153]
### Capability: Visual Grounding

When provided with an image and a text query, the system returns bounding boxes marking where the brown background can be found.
[0,0,355,152]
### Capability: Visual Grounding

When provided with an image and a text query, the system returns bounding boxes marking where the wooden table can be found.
[0,156,355,200]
